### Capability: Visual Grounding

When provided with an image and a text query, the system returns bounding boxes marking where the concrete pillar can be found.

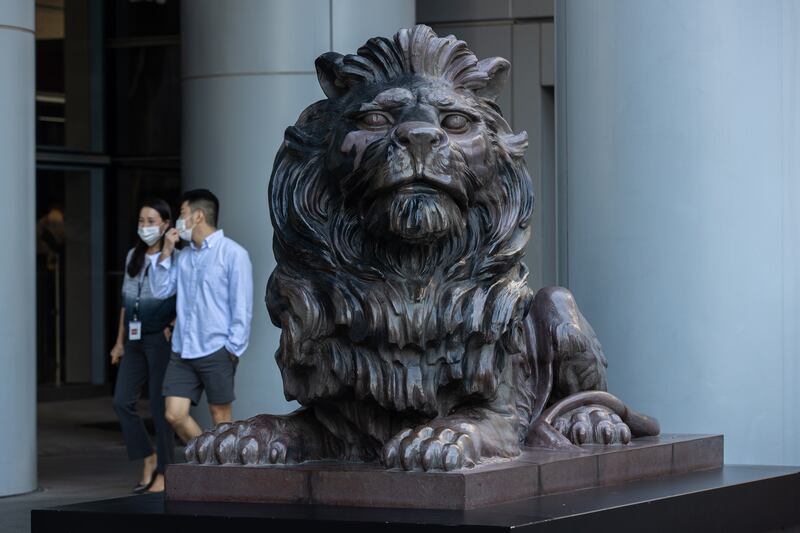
[557,0,800,465]
[181,0,414,426]
[0,0,37,496]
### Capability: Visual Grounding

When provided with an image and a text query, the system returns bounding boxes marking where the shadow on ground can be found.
[0,397,177,533]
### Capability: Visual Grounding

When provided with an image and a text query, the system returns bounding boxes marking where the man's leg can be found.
[208,402,232,425]
[164,396,202,443]
[201,347,238,426]
[162,351,204,443]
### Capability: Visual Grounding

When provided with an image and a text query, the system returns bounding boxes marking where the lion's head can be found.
[267,25,535,418]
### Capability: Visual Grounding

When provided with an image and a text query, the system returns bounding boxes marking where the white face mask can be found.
[137,225,163,246]
[176,216,193,241]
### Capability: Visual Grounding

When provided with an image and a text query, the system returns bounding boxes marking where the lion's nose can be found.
[393,122,447,150]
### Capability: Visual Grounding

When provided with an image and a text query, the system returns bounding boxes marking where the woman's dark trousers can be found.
[113,332,175,474]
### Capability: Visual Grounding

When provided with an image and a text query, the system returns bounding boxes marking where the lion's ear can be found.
[502,131,529,160]
[474,57,510,101]
[315,52,348,99]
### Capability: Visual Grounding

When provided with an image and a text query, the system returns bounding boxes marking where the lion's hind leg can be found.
[526,391,661,449]
[528,287,660,449]
[532,286,608,397]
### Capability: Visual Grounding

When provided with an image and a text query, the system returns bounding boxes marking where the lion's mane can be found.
[266,26,536,426]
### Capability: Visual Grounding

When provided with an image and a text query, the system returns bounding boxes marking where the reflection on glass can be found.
[36,0,95,149]
[37,169,97,385]
[106,0,179,39]
[110,45,181,156]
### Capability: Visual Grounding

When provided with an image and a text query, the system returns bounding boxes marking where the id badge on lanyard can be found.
[129,264,149,341]
[128,320,142,341]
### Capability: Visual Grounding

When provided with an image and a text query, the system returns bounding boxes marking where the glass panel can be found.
[35,0,96,150]
[108,44,181,156]
[106,0,180,39]
[37,168,104,385]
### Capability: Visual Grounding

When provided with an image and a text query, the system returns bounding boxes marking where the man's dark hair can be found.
[181,189,220,227]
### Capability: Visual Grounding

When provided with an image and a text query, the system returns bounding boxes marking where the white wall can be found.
[181,0,414,428]
[557,0,800,465]
[0,0,36,496]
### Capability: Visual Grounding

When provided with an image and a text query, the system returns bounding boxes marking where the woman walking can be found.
[110,198,177,493]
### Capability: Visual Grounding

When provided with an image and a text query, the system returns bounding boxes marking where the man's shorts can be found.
[162,346,239,405]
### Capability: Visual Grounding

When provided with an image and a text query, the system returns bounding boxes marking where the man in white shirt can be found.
[149,189,253,444]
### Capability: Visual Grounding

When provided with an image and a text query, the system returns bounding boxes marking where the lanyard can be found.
[133,263,151,321]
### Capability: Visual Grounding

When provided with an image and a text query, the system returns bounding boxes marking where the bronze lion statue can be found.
[186,25,659,471]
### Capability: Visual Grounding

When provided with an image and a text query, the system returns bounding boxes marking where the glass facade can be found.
[35,0,181,391]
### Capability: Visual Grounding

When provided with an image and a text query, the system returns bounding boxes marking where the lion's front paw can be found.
[553,405,631,445]
[186,414,298,465]
[381,422,479,472]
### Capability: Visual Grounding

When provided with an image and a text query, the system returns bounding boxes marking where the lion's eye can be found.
[441,113,470,133]
[359,112,392,129]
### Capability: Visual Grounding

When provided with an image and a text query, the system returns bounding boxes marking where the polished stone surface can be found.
[166,434,722,509]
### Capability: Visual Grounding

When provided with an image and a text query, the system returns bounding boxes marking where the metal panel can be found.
[332,0,415,53]
[430,22,513,118]
[0,10,36,496]
[513,23,556,290]
[512,0,554,19]
[90,169,105,385]
[540,22,554,87]
[181,0,330,78]
[417,0,510,23]
[0,0,34,31]
[557,0,800,466]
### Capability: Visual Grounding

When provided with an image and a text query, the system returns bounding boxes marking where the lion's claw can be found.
[382,423,479,471]
[185,416,297,465]
[238,436,260,464]
[554,405,631,445]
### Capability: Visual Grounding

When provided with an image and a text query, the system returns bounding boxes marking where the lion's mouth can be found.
[394,182,440,196]
[365,174,468,212]
[359,176,467,244]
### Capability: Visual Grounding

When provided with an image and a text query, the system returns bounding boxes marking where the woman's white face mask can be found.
[137,225,163,246]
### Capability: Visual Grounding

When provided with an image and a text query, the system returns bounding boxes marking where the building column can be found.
[0,0,36,496]
[557,0,800,465]
[181,0,414,426]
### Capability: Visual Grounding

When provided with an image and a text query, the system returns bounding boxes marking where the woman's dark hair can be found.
[127,198,172,278]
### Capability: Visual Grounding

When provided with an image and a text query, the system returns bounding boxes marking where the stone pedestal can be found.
[165,434,722,510]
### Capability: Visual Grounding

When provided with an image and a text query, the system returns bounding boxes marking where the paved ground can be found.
[0,397,176,533]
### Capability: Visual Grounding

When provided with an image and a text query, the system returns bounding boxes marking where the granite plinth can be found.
[32,465,800,533]
[165,433,723,510]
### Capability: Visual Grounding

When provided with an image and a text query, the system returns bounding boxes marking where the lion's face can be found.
[327,79,495,244]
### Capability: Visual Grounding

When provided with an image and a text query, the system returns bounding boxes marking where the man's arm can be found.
[148,228,180,299]
[225,246,253,356]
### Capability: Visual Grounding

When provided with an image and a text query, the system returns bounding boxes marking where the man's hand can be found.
[161,228,179,260]
[110,343,124,365]
[163,326,172,343]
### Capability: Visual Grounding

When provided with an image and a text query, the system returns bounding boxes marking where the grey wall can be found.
[557,0,800,465]
[418,0,558,291]
[0,0,36,497]
[181,0,415,427]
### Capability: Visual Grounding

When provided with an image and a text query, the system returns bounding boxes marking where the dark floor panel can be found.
[31,465,800,533]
